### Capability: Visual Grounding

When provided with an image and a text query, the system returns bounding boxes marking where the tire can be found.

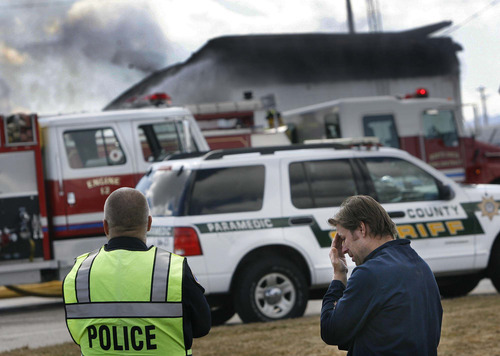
[436,274,481,298]
[488,238,500,292]
[210,300,236,326]
[233,257,308,323]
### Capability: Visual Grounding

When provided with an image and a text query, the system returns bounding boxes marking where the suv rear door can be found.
[280,151,361,286]
[173,158,282,294]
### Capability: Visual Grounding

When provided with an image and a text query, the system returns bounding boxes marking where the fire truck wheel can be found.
[488,237,500,293]
[233,257,308,323]
[436,274,481,298]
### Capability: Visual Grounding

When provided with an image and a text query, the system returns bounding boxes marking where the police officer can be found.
[63,188,211,355]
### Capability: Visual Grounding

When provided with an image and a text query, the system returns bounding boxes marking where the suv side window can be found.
[364,157,439,203]
[188,165,265,215]
[63,128,126,169]
[289,159,357,209]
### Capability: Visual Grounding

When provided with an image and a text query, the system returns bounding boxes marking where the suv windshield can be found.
[138,167,192,216]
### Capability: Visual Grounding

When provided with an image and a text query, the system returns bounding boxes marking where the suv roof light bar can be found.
[304,137,380,146]
[165,151,208,161]
[202,143,350,161]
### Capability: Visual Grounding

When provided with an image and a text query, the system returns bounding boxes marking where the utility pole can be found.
[346,0,355,33]
[477,86,489,126]
[366,0,383,32]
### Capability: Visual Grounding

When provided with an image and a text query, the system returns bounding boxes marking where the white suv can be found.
[136,143,500,324]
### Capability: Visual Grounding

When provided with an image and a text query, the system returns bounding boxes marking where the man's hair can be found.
[328,195,397,239]
[104,188,150,234]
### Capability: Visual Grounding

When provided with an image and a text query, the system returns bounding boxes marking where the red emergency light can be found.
[404,88,429,99]
[415,88,429,97]
[145,93,172,107]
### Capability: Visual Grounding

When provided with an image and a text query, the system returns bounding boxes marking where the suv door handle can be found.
[289,216,314,225]
[388,211,405,218]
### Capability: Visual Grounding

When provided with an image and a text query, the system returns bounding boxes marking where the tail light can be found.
[174,227,202,256]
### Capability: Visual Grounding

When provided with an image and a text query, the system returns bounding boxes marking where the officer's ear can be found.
[103,219,110,237]
[146,215,152,232]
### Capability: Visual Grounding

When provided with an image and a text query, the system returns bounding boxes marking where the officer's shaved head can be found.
[103,188,151,239]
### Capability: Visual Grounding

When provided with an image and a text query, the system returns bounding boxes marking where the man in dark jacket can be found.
[321,195,442,355]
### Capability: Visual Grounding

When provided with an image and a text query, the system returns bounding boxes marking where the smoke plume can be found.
[0,0,174,115]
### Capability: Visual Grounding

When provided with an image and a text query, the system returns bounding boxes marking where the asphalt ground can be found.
[0,278,496,353]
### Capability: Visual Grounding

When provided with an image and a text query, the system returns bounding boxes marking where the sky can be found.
[0,0,498,125]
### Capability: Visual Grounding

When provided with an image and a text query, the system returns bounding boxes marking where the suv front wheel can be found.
[233,257,308,323]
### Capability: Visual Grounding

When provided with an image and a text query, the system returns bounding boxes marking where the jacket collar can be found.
[363,239,410,263]
[104,236,150,251]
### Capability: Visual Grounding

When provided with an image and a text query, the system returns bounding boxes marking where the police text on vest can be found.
[87,325,157,351]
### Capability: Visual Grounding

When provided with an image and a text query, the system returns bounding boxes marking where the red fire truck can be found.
[0,108,209,285]
[125,92,290,149]
[282,89,500,184]
[186,99,290,149]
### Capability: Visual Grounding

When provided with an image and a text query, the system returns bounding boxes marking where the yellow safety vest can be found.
[63,246,191,356]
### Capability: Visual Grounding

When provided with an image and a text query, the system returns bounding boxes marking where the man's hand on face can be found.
[330,234,348,286]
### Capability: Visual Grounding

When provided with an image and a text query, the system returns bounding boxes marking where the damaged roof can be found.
[106,21,462,110]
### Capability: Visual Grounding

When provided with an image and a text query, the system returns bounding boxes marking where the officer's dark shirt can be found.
[321,239,443,355]
[105,236,211,350]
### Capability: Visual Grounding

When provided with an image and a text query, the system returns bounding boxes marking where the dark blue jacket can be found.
[321,239,442,355]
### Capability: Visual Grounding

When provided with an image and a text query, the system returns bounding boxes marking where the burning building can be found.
[105,21,462,117]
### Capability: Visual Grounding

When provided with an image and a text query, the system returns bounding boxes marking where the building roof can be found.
[106,21,462,110]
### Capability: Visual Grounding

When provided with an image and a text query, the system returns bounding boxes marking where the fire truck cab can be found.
[283,91,500,184]
[0,108,209,284]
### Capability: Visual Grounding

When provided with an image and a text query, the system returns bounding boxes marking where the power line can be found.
[439,0,500,36]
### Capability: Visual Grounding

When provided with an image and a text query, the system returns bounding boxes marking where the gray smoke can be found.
[0,0,182,114]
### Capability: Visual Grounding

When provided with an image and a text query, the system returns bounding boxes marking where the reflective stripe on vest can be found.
[151,248,171,302]
[75,249,99,303]
[66,302,183,319]
[64,246,188,355]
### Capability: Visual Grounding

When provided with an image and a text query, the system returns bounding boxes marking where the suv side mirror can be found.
[438,181,455,201]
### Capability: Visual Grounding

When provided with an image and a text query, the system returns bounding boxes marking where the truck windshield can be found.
[362,114,400,148]
[138,120,199,162]
[138,167,192,216]
[422,109,459,147]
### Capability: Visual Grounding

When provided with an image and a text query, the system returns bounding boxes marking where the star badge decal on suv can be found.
[478,195,500,221]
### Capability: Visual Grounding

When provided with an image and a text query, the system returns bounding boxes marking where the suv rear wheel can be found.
[436,274,481,298]
[233,257,308,323]
[488,237,500,293]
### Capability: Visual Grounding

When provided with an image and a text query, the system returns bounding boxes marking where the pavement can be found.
[0,278,496,352]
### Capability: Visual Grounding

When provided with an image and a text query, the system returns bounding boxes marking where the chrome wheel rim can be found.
[254,272,296,319]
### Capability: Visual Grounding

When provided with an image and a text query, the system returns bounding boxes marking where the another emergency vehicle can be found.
[0,108,209,285]
[186,98,290,149]
[121,92,290,149]
[137,142,500,324]
[282,90,500,184]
